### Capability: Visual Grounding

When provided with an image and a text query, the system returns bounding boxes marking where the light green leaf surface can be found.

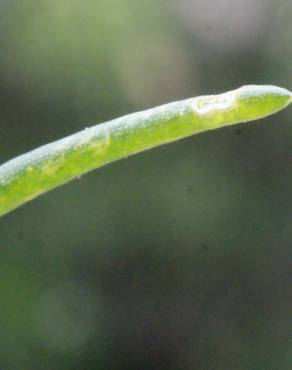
[0,85,291,217]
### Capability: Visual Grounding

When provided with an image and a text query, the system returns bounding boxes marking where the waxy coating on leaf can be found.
[192,85,292,129]
[0,85,291,217]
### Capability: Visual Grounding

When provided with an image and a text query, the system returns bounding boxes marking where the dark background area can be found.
[0,1,291,369]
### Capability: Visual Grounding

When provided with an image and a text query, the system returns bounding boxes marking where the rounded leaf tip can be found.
[235,85,292,120]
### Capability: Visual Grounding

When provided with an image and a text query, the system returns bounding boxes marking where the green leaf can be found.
[0,85,291,217]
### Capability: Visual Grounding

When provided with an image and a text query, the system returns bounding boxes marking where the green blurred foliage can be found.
[0,0,291,369]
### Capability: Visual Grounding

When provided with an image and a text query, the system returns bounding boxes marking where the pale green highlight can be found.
[0,85,291,217]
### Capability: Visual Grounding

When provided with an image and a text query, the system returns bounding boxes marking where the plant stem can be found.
[0,85,291,217]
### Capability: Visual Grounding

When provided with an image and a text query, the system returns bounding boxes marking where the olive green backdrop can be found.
[0,1,291,369]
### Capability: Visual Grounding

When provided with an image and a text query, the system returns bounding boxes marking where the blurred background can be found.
[0,0,291,369]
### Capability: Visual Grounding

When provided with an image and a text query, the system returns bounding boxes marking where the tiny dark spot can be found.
[201,243,208,251]
[235,128,242,136]
[17,230,24,239]
[186,186,193,194]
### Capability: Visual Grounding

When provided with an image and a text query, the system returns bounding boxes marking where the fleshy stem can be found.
[0,85,291,217]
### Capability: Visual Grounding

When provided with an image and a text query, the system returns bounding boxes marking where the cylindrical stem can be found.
[0,85,291,217]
